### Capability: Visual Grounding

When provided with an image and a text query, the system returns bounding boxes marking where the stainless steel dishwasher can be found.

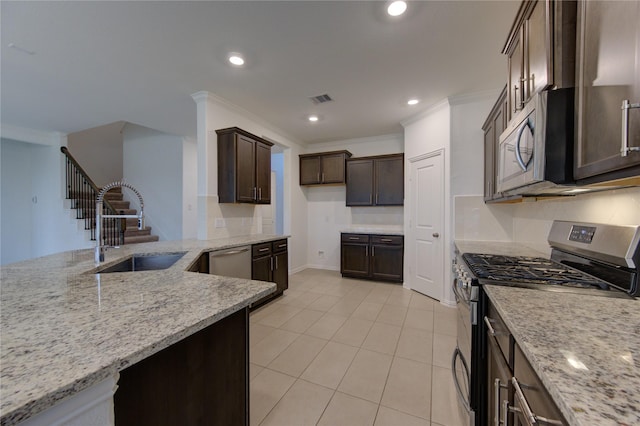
[209,246,252,279]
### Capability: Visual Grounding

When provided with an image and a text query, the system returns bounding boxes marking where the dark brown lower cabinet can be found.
[114,308,248,426]
[341,233,403,283]
[251,239,288,307]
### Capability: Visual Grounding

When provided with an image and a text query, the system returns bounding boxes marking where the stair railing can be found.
[60,147,124,246]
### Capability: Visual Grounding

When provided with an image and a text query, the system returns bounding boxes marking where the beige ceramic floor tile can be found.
[250,323,277,348]
[364,287,393,304]
[307,294,342,312]
[376,304,408,326]
[395,327,433,364]
[432,332,457,369]
[300,341,359,389]
[327,297,362,316]
[304,312,349,340]
[352,301,384,321]
[375,406,431,426]
[280,309,324,333]
[250,301,282,322]
[268,334,328,377]
[258,305,303,328]
[409,293,438,311]
[317,392,379,426]
[250,363,264,381]
[250,328,300,367]
[361,322,401,355]
[386,288,413,307]
[433,308,458,336]
[431,366,466,426]
[259,379,334,426]
[332,317,374,347]
[250,368,296,426]
[338,348,392,403]
[284,290,323,308]
[381,357,432,420]
[404,308,434,331]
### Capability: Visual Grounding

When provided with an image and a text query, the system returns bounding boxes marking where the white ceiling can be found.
[1,1,519,145]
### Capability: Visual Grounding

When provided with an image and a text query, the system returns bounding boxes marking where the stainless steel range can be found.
[451,220,640,426]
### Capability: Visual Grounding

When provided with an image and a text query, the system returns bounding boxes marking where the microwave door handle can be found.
[515,118,534,171]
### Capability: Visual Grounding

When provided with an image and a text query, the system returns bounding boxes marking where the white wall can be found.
[182,137,198,239]
[303,134,404,270]
[122,124,192,241]
[1,133,92,265]
[192,92,308,273]
[67,121,124,187]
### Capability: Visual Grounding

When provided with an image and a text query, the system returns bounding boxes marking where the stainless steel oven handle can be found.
[512,377,537,426]
[451,348,471,413]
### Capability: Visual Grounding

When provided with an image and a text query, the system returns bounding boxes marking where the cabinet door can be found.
[484,124,496,201]
[574,0,640,181]
[236,135,256,203]
[255,141,271,204]
[371,244,403,282]
[486,335,512,426]
[346,159,374,206]
[341,243,370,278]
[273,251,288,293]
[321,153,347,184]
[524,0,552,99]
[507,30,524,118]
[374,156,404,205]
[300,155,321,185]
[252,255,272,282]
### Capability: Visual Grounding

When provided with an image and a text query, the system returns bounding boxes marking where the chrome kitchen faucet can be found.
[95,180,145,263]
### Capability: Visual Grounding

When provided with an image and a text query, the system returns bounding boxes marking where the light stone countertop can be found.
[341,227,404,236]
[0,235,286,425]
[484,285,640,426]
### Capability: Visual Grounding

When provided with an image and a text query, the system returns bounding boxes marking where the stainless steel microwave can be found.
[497,88,575,195]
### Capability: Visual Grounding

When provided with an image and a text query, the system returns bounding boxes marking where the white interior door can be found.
[409,151,444,300]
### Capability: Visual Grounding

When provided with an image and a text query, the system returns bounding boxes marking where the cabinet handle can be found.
[278,243,287,248]
[366,246,368,256]
[621,100,640,157]
[348,237,360,240]
[317,172,320,182]
[380,238,393,242]
[253,187,257,201]
[258,247,270,252]
[372,246,375,257]
[369,194,373,204]
[275,256,278,270]
[501,399,509,426]
[494,379,508,426]
[258,187,262,201]
[322,172,325,183]
[270,257,273,271]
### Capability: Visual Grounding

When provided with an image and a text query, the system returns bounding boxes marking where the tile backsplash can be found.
[455,186,640,246]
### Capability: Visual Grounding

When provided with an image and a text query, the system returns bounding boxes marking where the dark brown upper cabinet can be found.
[299,150,352,185]
[503,0,576,123]
[482,86,508,202]
[346,154,404,206]
[573,0,640,183]
[217,127,273,204]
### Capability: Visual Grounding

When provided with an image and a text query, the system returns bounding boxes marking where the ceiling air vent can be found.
[309,94,333,104]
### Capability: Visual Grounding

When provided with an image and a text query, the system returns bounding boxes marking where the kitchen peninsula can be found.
[0,236,283,425]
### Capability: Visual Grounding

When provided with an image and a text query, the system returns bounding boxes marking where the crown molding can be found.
[0,123,66,146]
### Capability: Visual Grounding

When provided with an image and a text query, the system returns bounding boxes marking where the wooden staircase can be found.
[61,146,159,245]
[70,189,159,245]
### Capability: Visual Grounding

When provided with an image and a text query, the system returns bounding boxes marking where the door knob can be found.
[432,233,440,238]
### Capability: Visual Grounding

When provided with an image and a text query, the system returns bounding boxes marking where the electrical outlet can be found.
[318,251,325,259]
[215,218,226,228]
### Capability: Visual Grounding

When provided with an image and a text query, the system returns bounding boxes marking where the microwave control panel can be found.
[569,225,597,244]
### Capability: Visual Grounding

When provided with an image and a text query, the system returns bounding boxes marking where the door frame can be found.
[405,148,454,305]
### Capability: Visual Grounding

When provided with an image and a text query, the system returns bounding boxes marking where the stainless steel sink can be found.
[96,252,187,273]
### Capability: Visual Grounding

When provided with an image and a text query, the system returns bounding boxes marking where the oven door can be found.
[452,277,475,426]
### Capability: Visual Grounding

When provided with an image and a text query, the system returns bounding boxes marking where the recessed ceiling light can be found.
[308,115,319,122]
[387,1,407,17]
[407,99,419,106]
[228,53,245,66]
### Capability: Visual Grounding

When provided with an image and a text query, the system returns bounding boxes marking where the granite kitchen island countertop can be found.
[0,235,286,425]
[484,285,640,426]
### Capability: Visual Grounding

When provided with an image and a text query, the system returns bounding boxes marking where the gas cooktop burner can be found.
[462,253,610,290]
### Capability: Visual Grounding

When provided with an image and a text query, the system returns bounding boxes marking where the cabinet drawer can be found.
[252,242,272,258]
[341,233,370,243]
[371,235,403,245]
[486,302,512,368]
[272,239,288,253]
